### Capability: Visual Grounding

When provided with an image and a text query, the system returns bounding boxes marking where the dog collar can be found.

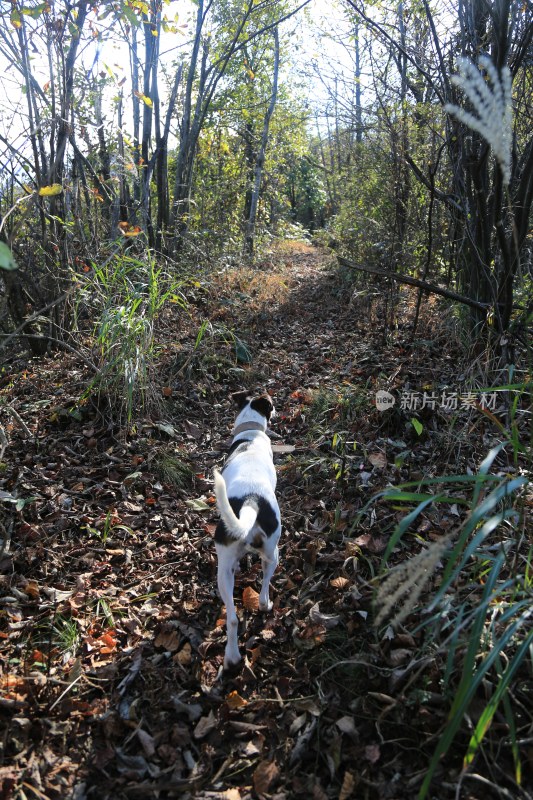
[232,421,266,437]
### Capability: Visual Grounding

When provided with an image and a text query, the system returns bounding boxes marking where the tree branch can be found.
[337,256,490,313]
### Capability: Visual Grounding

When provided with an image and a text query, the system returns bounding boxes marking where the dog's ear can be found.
[250,393,274,420]
[231,390,250,410]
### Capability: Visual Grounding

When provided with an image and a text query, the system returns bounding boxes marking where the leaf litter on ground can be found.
[0,241,529,800]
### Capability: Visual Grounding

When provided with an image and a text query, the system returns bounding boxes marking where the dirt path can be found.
[0,243,512,800]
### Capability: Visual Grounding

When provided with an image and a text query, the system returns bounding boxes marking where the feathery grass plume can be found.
[375,535,452,627]
[445,55,513,185]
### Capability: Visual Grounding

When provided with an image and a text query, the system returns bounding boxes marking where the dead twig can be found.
[2,403,33,439]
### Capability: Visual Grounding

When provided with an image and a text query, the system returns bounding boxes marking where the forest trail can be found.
[1,242,513,800]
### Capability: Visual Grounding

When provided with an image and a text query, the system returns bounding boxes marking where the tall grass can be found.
[366,415,531,797]
[82,247,186,424]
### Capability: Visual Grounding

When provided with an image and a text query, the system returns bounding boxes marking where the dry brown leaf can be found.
[330,576,350,589]
[313,783,328,800]
[368,451,387,469]
[226,690,248,710]
[174,641,192,665]
[309,602,341,629]
[294,623,327,650]
[223,790,241,800]
[249,644,262,665]
[242,586,260,610]
[353,533,388,553]
[154,628,180,652]
[22,579,40,598]
[339,770,356,800]
[388,648,412,667]
[253,759,279,795]
[242,738,262,756]
[193,710,217,739]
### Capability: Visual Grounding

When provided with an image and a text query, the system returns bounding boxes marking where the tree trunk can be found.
[244,26,280,256]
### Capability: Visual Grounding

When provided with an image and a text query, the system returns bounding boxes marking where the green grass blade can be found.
[464,630,533,771]
[382,496,441,563]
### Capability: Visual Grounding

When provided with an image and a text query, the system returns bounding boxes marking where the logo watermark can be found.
[375,390,396,411]
[375,390,498,412]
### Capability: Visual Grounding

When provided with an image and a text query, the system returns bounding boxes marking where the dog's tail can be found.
[213,469,257,539]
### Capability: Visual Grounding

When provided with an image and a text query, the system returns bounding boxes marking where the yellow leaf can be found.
[10,9,22,28]
[226,690,248,710]
[38,184,63,197]
[118,223,142,237]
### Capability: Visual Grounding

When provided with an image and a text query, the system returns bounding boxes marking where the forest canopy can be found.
[0,0,532,353]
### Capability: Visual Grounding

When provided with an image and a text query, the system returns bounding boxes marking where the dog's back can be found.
[214,391,281,669]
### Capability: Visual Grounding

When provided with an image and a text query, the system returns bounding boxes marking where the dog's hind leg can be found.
[216,544,241,668]
[259,539,279,612]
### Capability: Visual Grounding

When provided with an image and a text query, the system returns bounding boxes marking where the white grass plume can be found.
[375,535,452,627]
[445,56,513,185]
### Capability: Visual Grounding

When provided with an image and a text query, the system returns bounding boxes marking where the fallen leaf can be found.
[155,628,180,652]
[243,586,260,610]
[336,715,357,736]
[365,743,381,764]
[293,623,327,650]
[253,759,279,795]
[330,576,350,589]
[369,452,387,469]
[289,712,308,735]
[22,579,40,598]
[309,602,341,629]
[271,444,296,453]
[154,422,176,436]
[185,498,211,511]
[183,420,202,439]
[42,587,74,603]
[194,710,217,739]
[352,534,388,553]
[226,690,248,710]
[174,641,192,665]
[339,770,356,800]
[388,648,412,667]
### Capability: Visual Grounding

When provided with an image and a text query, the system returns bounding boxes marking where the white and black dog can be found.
[213,390,281,669]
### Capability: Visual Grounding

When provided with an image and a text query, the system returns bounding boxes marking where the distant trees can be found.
[1,0,531,359]
[0,0,311,354]
[318,0,533,337]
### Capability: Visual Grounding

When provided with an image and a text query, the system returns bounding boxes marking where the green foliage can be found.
[0,243,18,271]
[284,156,327,228]
[370,439,531,797]
[83,248,185,424]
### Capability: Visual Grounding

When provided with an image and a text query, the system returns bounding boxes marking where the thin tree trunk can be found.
[244,26,280,256]
[354,19,363,144]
